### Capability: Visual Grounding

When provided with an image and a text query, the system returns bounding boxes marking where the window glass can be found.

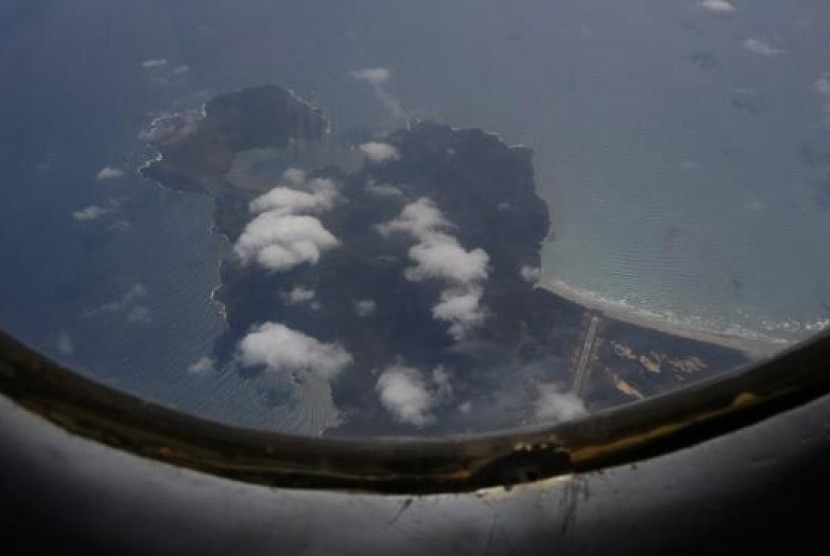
[1,0,828,436]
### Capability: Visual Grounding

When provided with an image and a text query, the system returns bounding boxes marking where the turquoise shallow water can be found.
[529,2,830,345]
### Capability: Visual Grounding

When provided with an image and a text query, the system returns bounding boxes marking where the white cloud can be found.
[72,199,121,222]
[351,67,391,86]
[73,198,122,222]
[699,0,735,13]
[87,284,149,323]
[745,198,764,212]
[350,67,405,119]
[359,142,400,162]
[57,332,74,356]
[432,288,487,340]
[237,322,353,381]
[122,284,148,304]
[73,205,111,221]
[283,167,307,186]
[534,384,587,422]
[283,286,316,304]
[376,363,452,426]
[378,198,491,339]
[431,365,453,400]
[126,305,152,324]
[141,58,168,68]
[405,235,489,285]
[520,266,541,283]
[376,197,449,239]
[98,283,146,313]
[743,39,783,56]
[141,61,189,87]
[365,183,404,198]
[815,74,830,95]
[236,170,341,272]
[188,356,215,375]
[354,299,377,317]
[96,166,125,181]
[110,220,132,233]
[234,213,340,272]
[249,178,337,216]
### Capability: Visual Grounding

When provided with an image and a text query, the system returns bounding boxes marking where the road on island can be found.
[571,311,602,396]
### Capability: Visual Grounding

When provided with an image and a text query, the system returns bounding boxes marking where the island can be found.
[140,84,748,436]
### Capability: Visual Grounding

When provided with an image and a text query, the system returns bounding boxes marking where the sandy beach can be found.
[538,278,790,360]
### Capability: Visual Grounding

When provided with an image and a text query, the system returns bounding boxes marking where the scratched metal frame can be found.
[1,326,830,494]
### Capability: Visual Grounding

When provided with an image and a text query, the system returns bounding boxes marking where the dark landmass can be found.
[141,85,326,193]
[140,84,749,435]
[209,119,587,434]
[584,316,748,410]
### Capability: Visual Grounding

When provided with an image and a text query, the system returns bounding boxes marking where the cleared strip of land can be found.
[571,313,601,395]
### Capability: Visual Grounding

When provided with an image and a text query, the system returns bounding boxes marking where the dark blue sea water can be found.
[1,0,829,430]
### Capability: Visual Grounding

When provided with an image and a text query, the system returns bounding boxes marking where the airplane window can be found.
[1,0,829,440]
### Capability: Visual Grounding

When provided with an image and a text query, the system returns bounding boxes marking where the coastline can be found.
[538,278,789,359]
[136,85,785,363]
